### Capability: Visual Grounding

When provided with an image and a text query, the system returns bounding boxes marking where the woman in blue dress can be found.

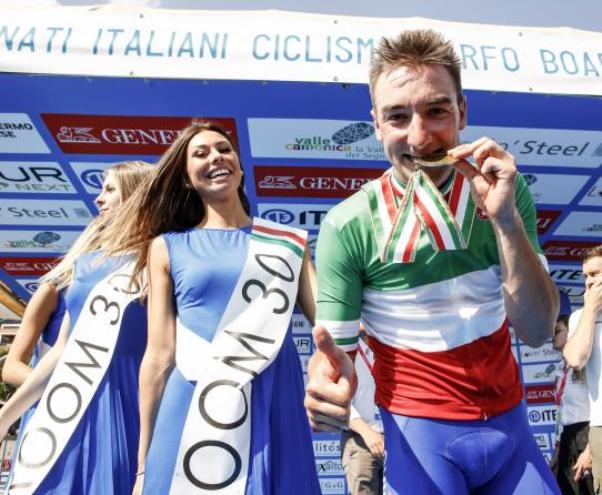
[2,161,146,387]
[0,162,153,494]
[103,121,320,494]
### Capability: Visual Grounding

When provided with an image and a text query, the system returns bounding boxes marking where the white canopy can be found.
[1,5,601,96]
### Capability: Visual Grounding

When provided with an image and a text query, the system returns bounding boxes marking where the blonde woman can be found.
[2,162,150,387]
[102,121,320,494]
[0,162,153,494]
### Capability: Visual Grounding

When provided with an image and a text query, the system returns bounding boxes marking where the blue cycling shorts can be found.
[382,402,560,494]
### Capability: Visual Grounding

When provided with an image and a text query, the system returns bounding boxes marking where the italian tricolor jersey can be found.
[316,170,546,421]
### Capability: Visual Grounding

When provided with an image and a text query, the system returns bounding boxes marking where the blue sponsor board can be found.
[1,73,601,493]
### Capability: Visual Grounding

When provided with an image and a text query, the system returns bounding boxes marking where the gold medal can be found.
[413,152,457,168]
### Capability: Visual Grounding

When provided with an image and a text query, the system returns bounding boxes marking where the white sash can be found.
[169,218,307,494]
[8,259,142,494]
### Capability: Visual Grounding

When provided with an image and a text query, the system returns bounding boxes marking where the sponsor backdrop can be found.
[0,32,601,492]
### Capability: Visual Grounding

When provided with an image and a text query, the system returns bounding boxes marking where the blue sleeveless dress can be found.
[30,253,147,494]
[32,289,66,365]
[11,291,66,471]
[143,227,319,495]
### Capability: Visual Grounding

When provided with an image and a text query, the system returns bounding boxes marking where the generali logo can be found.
[254,166,384,198]
[56,127,101,144]
[543,240,600,261]
[525,384,556,405]
[42,114,237,155]
[0,257,59,276]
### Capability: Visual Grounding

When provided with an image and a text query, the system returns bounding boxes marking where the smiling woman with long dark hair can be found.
[102,121,320,495]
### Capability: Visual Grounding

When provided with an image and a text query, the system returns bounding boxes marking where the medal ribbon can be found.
[365,168,475,263]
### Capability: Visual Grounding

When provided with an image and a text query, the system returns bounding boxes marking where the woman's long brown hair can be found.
[101,121,250,281]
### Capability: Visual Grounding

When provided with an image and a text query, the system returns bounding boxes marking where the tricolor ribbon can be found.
[364,168,475,263]
[554,363,569,405]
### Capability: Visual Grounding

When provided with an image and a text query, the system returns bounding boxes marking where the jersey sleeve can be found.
[315,218,362,352]
[516,173,542,250]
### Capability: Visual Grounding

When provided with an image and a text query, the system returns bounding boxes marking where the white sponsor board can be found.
[562,286,586,297]
[0,114,50,154]
[248,119,385,161]
[292,312,312,335]
[0,161,77,194]
[294,335,312,354]
[2,8,602,96]
[562,287,585,311]
[534,433,551,451]
[519,343,561,364]
[522,362,560,384]
[553,211,602,238]
[0,230,81,253]
[320,477,346,495]
[549,264,584,284]
[15,278,40,294]
[580,177,602,207]
[560,284,585,311]
[313,439,341,458]
[299,354,310,374]
[315,458,345,477]
[520,172,590,204]
[461,126,602,168]
[527,406,558,426]
[0,199,93,226]
[68,162,115,194]
[258,203,333,230]
[308,234,318,259]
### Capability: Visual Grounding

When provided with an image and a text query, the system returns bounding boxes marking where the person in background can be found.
[0,162,153,494]
[563,245,602,494]
[552,290,594,494]
[341,327,384,494]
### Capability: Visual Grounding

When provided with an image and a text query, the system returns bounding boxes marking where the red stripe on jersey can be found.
[368,321,522,420]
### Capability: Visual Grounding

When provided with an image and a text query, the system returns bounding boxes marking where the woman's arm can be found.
[2,283,59,386]
[134,237,176,491]
[0,312,70,438]
[296,245,317,326]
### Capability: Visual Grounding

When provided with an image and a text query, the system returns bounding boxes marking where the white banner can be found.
[1,6,601,95]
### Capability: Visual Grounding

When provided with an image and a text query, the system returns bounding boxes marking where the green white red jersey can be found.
[316,169,546,421]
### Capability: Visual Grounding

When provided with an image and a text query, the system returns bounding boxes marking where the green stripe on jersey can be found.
[334,336,359,346]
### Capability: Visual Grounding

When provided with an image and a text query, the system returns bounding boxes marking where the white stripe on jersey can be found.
[361,266,506,352]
